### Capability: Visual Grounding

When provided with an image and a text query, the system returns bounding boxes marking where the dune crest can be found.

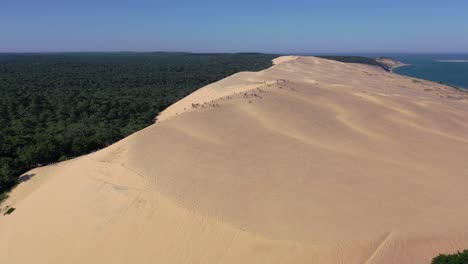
[2,56,468,264]
[157,55,299,122]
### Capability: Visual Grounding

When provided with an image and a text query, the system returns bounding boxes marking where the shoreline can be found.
[375,57,408,72]
[440,82,468,93]
[391,64,468,93]
[389,63,409,72]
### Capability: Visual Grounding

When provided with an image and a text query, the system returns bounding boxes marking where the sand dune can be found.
[2,56,468,264]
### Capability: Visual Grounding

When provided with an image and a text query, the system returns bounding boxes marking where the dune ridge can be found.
[1,56,468,264]
[156,55,299,122]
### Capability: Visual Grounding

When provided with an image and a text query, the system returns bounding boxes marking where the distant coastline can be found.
[435,60,468,63]
[374,57,408,71]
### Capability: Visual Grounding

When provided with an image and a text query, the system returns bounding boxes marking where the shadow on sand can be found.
[18,173,36,183]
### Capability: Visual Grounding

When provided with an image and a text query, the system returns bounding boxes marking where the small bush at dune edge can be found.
[0,192,8,203]
[4,207,15,215]
[432,250,468,264]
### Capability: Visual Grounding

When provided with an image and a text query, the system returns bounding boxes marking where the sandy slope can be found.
[2,56,468,264]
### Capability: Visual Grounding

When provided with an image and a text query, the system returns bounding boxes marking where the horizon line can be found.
[1,51,468,55]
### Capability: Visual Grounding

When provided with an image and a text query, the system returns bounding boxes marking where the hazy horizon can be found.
[1,0,468,53]
[8,50,464,56]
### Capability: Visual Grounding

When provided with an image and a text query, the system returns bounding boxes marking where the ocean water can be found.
[387,54,468,90]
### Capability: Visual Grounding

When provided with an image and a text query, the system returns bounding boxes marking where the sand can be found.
[1,56,468,264]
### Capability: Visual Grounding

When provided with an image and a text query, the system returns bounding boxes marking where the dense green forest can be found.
[432,250,468,264]
[0,52,277,200]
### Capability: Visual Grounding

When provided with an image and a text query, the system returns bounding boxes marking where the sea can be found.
[390,54,468,90]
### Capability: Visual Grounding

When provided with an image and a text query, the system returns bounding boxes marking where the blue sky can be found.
[1,0,468,53]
